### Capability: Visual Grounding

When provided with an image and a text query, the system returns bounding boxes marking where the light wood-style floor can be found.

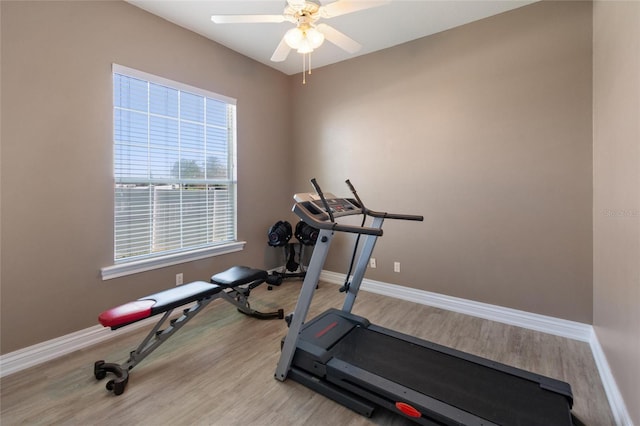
[1,281,614,425]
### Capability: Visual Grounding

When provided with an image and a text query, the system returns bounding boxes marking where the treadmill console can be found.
[293,193,362,222]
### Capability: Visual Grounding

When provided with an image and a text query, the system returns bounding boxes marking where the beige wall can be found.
[0,1,291,354]
[593,1,640,424]
[291,1,593,323]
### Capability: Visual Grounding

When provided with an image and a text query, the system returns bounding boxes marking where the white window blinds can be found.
[112,65,237,263]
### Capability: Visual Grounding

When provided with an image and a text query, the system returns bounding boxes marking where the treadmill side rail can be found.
[326,357,499,426]
[288,367,375,418]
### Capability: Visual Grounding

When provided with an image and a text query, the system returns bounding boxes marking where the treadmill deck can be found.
[292,309,573,426]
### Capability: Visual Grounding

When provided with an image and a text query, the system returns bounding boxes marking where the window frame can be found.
[101,64,244,280]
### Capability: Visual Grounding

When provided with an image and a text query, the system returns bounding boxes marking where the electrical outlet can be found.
[176,273,183,286]
[369,258,377,268]
[394,262,400,273]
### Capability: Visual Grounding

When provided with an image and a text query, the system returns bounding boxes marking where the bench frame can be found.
[94,267,284,395]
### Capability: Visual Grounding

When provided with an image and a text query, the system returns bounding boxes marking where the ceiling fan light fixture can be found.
[306,27,325,49]
[296,38,314,54]
[285,25,324,53]
[284,27,304,49]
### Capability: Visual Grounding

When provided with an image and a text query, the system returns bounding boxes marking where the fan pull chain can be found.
[301,52,314,85]
[302,53,306,84]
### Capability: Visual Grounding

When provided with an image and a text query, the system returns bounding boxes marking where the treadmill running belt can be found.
[331,327,571,426]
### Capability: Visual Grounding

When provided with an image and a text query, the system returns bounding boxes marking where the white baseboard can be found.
[0,271,631,425]
[589,330,633,426]
[320,271,592,341]
[0,317,157,378]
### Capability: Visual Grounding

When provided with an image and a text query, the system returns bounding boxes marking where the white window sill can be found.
[100,241,246,280]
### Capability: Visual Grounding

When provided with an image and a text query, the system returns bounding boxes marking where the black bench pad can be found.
[210,266,267,287]
[145,281,223,315]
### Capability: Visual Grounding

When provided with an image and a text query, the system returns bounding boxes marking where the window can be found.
[102,65,242,280]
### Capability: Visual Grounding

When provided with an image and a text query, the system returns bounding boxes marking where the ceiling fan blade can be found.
[316,23,362,54]
[211,14,286,24]
[271,36,292,62]
[320,0,390,18]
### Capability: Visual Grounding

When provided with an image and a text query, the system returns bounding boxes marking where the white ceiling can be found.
[127,0,537,75]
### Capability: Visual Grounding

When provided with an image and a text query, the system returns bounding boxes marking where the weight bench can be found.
[94,266,284,396]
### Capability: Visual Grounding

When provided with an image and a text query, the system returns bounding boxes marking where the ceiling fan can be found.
[211,0,389,65]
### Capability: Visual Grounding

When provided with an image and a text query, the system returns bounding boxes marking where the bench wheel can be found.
[106,379,126,396]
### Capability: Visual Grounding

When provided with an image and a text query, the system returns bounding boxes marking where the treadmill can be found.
[275,179,575,425]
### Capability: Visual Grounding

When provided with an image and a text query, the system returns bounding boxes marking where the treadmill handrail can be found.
[344,179,424,222]
[363,209,424,222]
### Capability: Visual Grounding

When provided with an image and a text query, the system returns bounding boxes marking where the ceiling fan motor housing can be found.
[285,1,321,23]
